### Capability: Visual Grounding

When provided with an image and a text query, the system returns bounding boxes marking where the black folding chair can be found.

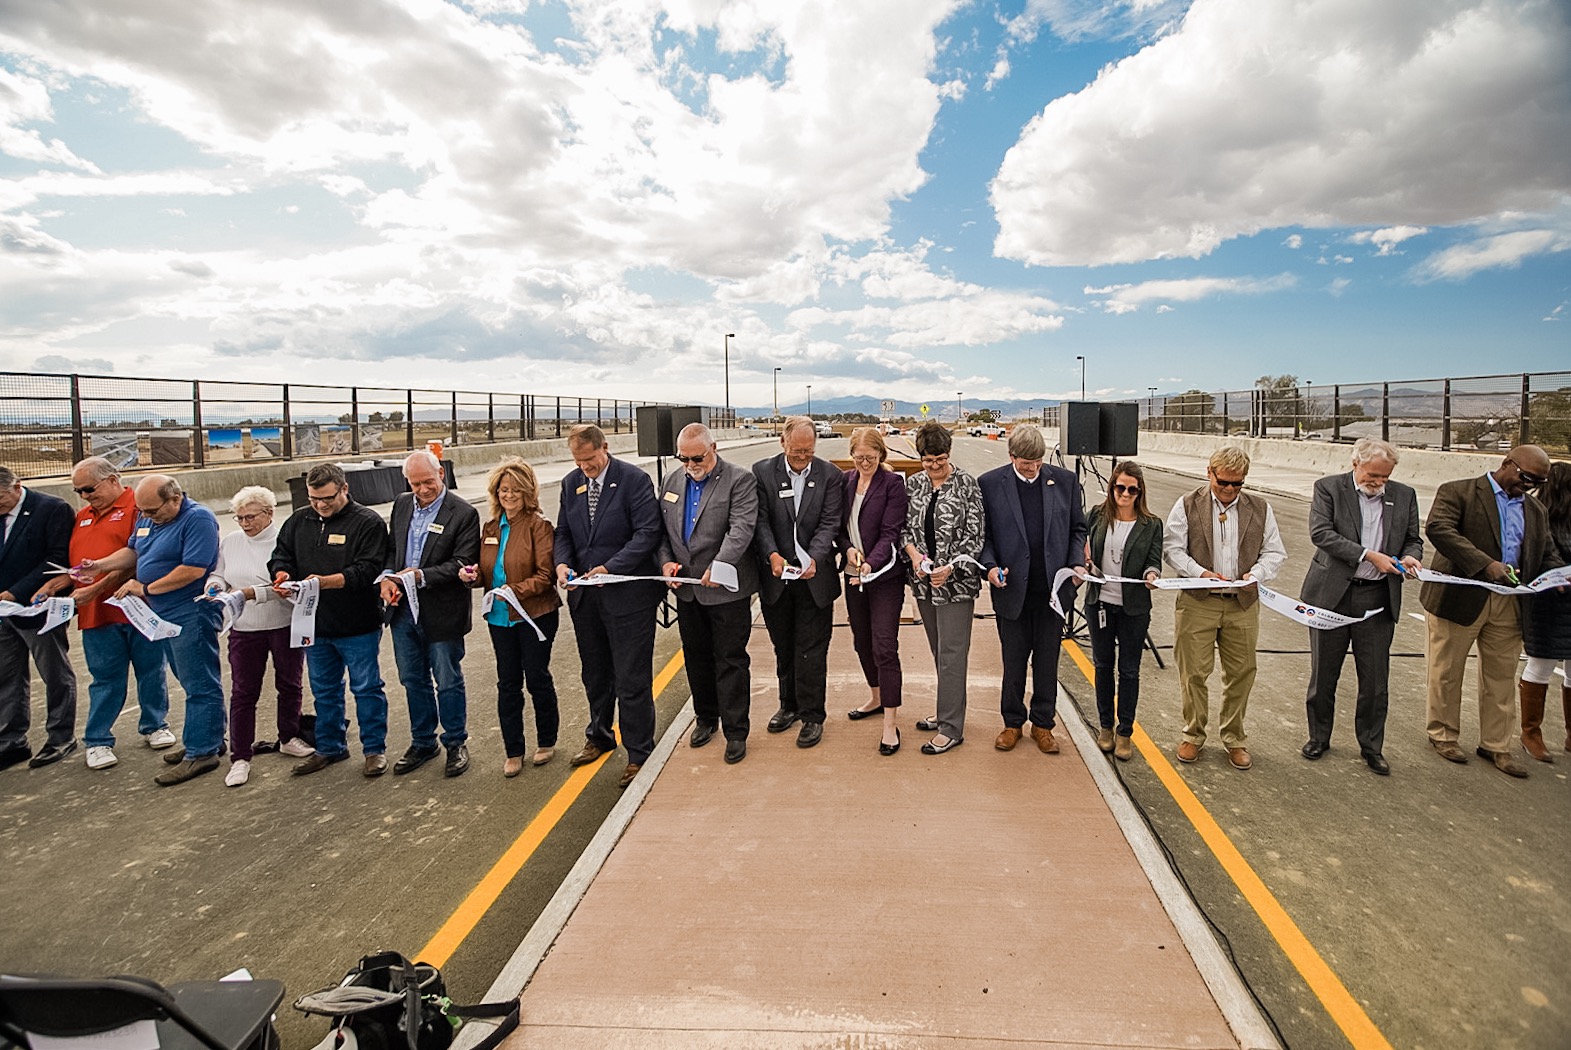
[0,974,284,1050]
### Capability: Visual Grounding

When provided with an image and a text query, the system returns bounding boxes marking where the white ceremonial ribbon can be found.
[1256,584,1384,630]
[566,572,708,588]
[780,563,805,582]
[1151,576,1254,591]
[1047,566,1093,618]
[37,596,75,634]
[0,600,31,618]
[1412,567,1534,595]
[375,569,421,622]
[199,590,249,635]
[1524,566,1571,591]
[706,560,740,592]
[918,553,987,575]
[104,595,183,640]
[481,587,547,642]
[279,578,321,648]
[848,543,900,587]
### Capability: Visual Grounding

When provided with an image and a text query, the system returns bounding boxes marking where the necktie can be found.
[588,479,600,522]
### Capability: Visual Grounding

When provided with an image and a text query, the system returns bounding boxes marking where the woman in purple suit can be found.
[841,428,910,755]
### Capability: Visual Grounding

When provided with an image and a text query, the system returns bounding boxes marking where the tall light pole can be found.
[723,332,735,424]
[773,367,781,435]
[1148,386,1157,430]
[1076,355,1086,401]
[956,392,963,424]
[807,384,812,418]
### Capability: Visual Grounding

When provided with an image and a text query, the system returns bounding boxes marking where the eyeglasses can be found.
[920,455,950,467]
[234,511,271,524]
[1113,484,1141,495]
[73,481,104,496]
[306,488,345,505]
[1508,458,1546,486]
[850,454,880,465]
[1211,477,1246,489]
[673,453,709,464]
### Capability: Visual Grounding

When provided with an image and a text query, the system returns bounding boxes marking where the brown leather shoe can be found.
[292,752,348,776]
[617,763,641,789]
[994,727,1022,751]
[363,754,387,777]
[1430,739,1469,764]
[1227,747,1251,770]
[1476,747,1528,779]
[1030,726,1059,754]
[1096,728,1115,753]
[1176,741,1201,763]
[1113,735,1134,761]
[569,744,605,767]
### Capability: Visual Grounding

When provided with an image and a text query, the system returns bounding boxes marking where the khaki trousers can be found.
[1425,593,1521,752]
[1174,592,1259,749]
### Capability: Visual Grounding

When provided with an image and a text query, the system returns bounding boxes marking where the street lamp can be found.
[1148,386,1157,430]
[1076,356,1086,401]
[807,384,812,418]
[773,367,781,435]
[957,392,963,424]
[723,332,735,424]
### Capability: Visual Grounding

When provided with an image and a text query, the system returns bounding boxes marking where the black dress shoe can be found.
[1364,753,1390,776]
[915,716,940,732]
[28,740,78,768]
[767,708,801,733]
[796,722,823,749]
[879,728,901,756]
[0,745,33,772]
[847,706,880,721]
[393,745,441,775]
[689,722,717,748]
[724,738,747,764]
[921,736,961,755]
[1301,740,1328,760]
[444,744,470,778]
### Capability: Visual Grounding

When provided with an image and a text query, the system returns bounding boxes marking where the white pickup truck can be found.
[967,422,1006,438]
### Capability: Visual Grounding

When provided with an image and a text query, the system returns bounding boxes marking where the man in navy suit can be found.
[554,424,664,789]
[978,426,1087,755]
[752,417,844,748]
[0,465,79,770]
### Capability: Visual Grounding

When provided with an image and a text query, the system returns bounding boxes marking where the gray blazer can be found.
[657,455,760,606]
[1301,472,1422,617]
[751,453,843,609]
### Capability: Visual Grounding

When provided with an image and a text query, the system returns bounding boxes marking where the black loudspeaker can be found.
[1099,402,1138,457]
[636,406,709,457]
[1064,401,1102,456]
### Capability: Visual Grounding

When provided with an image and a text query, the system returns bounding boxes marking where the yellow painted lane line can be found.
[418,649,687,967]
[1061,639,1393,1050]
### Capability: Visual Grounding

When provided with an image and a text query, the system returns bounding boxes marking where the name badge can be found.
[327,534,347,545]
[79,519,93,528]
[778,489,793,498]
[427,523,444,534]
[484,536,500,545]
[135,526,150,537]
[663,491,679,503]
[576,484,588,495]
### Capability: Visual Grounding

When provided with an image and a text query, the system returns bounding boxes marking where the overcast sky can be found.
[1,0,1567,409]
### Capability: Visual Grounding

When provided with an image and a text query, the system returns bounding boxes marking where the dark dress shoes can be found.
[569,743,605,767]
[1477,747,1528,779]
[293,751,349,776]
[0,745,35,771]
[847,706,880,721]
[444,744,470,778]
[1301,740,1328,760]
[28,740,77,768]
[153,755,218,786]
[796,722,823,748]
[879,728,901,756]
[393,745,441,775]
[767,708,801,733]
[723,738,747,764]
[1364,753,1390,775]
[690,722,717,748]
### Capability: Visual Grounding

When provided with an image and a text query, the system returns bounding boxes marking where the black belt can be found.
[1349,578,1386,586]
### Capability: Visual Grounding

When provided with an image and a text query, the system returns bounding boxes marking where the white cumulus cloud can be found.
[1083,273,1294,313]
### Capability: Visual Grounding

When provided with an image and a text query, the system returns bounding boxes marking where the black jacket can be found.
[385,489,481,642]
[269,498,391,639]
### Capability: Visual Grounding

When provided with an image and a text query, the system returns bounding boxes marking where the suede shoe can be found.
[617,763,641,789]
[292,752,349,776]
[994,726,1022,751]
[724,738,747,764]
[1176,741,1201,763]
[393,745,441,775]
[154,755,219,786]
[796,722,823,749]
[1476,747,1528,779]
[1113,735,1134,762]
[1096,728,1115,753]
[444,745,470,778]
[570,743,606,767]
[1227,747,1252,770]
[767,708,801,733]
[28,740,77,768]
[1030,726,1059,754]
[363,754,388,777]
[689,722,717,748]
[1430,739,1469,764]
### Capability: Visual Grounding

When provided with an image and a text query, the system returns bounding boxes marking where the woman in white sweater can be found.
[208,485,311,786]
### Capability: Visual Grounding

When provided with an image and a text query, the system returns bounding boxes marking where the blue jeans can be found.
[305,629,388,758]
[390,612,467,751]
[82,623,170,748]
[158,599,226,759]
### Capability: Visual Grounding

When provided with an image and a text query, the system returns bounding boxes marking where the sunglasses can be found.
[1212,477,1245,489]
[73,481,104,496]
[1508,458,1546,486]
[673,453,709,464]
[1113,484,1141,495]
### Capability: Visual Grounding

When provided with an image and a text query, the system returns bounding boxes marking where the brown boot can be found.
[1519,679,1552,763]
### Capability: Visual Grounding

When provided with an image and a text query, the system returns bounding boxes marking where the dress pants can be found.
[82,622,170,749]
[1305,582,1395,756]
[917,597,973,741]
[571,589,657,764]
[845,575,903,707]
[0,618,77,752]
[761,583,833,725]
[996,591,1065,730]
[1426,592,1520,753]
[490,612,559,758]
[1174,591,1259,749]
[1087,601,1148,737]
[676,597,752,742]
[226,625,303,761]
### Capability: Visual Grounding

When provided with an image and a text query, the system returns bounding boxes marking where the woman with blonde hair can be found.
[460,458,561,777]
[841,427,910,754]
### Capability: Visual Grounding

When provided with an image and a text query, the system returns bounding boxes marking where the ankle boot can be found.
[1519,679,1552,763]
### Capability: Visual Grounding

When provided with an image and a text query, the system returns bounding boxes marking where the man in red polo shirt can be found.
[36,457,172,770]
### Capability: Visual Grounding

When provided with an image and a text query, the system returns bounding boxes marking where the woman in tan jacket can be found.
[460,458,562,777]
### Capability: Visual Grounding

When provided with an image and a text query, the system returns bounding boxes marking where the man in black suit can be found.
[554,424,664,789]
[752,417,844,748]
[1299,439,1423,775]
[977,425,1087,755]
[0,465,79,771]
[383,451,481,778]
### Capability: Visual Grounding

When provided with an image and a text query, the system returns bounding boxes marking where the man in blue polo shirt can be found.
[88,475,224,786]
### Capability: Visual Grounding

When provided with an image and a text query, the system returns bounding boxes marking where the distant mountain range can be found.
[733,394,1081,422]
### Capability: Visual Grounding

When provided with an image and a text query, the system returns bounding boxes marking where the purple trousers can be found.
[226,626,304,761]
[845,575,904,707]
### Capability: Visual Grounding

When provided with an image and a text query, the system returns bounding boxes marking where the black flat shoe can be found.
[920,735,961,755]
[915,716,939,732]
[847,706,881,721]
[879,728,900,756]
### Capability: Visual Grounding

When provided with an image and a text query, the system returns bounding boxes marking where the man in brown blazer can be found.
[1421,444,1560,778]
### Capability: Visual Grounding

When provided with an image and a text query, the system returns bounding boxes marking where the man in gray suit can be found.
[658,423,760,764]
[1300,438,1423,775]
[752,416,843,748]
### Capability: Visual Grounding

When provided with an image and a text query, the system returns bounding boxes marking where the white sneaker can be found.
[85,746,118,770]
[145,728,177,750]
[279,737,314,758]
[225,760,250,787]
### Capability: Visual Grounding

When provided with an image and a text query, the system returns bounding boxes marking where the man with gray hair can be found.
[0,465,79,771]
[977,425,1087,754]
[1299,438,1423,775]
